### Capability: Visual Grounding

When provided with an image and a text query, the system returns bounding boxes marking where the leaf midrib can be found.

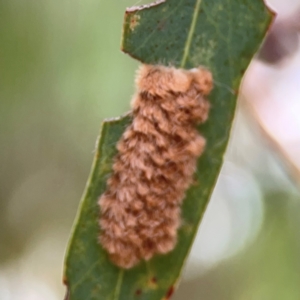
[180,0,203,67]
[113,269,124,300]
[115,1,204,298]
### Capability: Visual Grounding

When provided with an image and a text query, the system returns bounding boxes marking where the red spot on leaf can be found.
[166,286,174,299]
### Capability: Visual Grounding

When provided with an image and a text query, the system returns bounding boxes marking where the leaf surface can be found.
[64,0,272,299]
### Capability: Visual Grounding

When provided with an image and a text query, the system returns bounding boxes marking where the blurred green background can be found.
[1,0,300,299]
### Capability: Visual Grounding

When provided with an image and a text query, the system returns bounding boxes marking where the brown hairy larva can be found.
[98,64,213,269]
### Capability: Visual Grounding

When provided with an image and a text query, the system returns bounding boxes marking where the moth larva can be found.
[98,64,213,269]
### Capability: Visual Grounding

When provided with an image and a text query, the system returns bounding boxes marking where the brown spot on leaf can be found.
[129,15,141,31]
[192,177,199,186]
[135,289,142,296]
[62,275,68,286]
[148,276,158,288]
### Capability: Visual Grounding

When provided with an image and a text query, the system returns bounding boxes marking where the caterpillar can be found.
[98,64,213,269]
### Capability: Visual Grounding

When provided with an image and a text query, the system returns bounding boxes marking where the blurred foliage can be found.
[0,0,138,262]
[174,191,300,300]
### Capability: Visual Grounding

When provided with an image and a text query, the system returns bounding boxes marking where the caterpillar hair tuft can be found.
[98,64,213,269]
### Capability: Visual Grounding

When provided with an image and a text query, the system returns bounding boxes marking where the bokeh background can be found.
[1,0,300,299]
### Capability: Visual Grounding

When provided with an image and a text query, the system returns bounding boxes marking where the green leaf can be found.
[64,0,272,299]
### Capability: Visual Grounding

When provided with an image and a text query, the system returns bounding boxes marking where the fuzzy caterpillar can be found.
[98,64,213,269]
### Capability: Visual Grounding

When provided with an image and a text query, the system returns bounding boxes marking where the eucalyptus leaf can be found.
[64,0,272,299]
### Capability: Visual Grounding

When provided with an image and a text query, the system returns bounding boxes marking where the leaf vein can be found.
[72,260,101,292]
[113,269,124,300]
